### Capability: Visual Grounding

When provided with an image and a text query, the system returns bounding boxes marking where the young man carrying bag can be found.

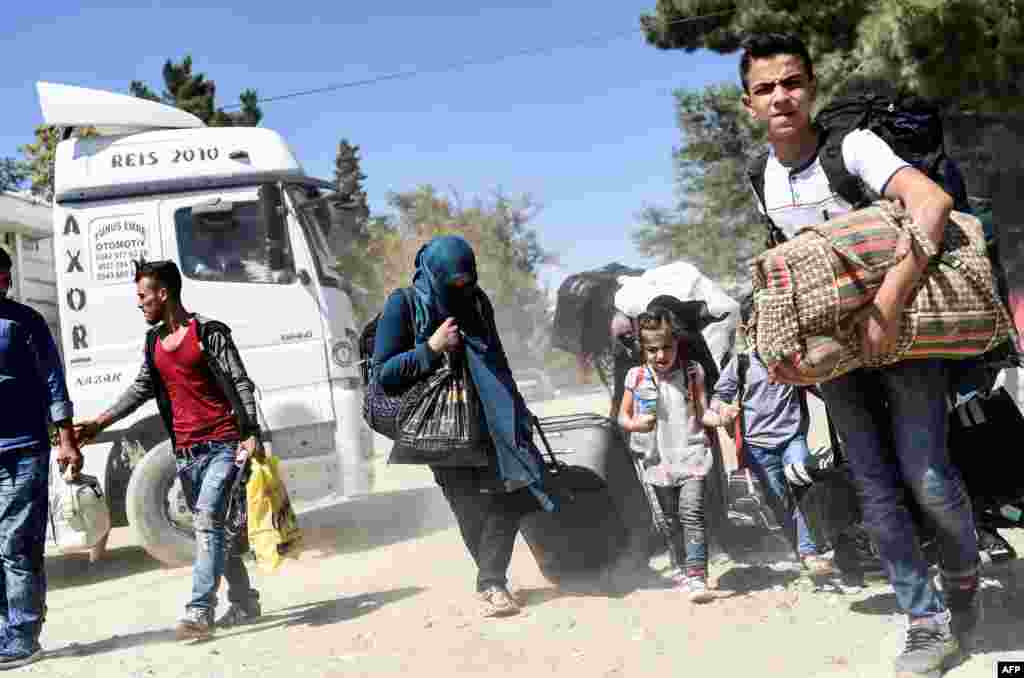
[738,33,979,677]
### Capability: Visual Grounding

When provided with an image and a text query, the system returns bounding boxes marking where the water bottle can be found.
[634,384,659,417]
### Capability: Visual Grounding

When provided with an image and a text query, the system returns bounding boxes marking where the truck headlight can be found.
[332,339,354,367]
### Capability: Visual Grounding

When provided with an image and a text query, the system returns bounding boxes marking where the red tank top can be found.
[154,320,240,448]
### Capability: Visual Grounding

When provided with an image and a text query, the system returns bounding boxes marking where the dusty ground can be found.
[29,388,1024,677]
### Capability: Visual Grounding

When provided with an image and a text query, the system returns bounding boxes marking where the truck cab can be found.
[39,82,375,565]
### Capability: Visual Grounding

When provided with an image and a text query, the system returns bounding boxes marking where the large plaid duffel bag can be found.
[750,201,1011,383]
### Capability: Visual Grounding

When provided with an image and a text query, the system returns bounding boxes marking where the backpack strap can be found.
[818,129,873,211]
[736,352,749,404]
[747,152,789,249]
[399,287,416,323]
[686,361,707,429]
[734,352,750,467]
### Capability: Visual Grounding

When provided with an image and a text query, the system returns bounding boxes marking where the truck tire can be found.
[125,441,195,567]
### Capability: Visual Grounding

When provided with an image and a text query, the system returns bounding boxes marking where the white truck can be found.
[37,82,375,566]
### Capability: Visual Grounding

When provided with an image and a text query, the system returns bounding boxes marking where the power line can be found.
[221,11,733,110]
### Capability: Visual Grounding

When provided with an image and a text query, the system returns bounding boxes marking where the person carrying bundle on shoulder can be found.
[738,32,979,677]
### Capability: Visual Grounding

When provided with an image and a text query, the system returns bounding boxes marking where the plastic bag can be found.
[394,351,487,465]
[49,468,111,554]
[246,454,302,573]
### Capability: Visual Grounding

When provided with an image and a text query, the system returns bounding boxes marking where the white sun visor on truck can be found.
[37,81,206,134]
[38,82,309,204]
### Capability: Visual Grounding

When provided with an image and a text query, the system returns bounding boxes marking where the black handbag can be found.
[361,288,415,440]
[390,350,488,466]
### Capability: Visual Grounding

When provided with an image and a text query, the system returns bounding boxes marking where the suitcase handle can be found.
[530,414,563,472]
[535,413,612,426]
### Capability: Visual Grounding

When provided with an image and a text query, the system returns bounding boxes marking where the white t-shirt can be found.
[758,129,910,239]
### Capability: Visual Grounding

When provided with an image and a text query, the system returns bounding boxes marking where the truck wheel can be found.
[125,441,195,567]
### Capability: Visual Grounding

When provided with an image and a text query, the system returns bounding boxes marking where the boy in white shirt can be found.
[738,33,979,678]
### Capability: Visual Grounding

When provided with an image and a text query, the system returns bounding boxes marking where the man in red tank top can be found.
[77,261,264,640]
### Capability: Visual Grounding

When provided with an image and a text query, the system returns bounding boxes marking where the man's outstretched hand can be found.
[236,436,265,464]
[55,421,84,479]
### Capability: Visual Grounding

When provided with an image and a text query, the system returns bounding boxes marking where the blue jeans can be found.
[821,359,978,619]
[651,478,707,572]
[0,446,48,656]
[747,434,818,557]
[175,440,257,613]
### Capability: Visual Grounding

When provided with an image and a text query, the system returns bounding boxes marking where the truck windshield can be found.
[285,184,348,289]
[175,200,297,285]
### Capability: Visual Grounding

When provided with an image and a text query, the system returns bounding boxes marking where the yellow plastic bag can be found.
[246,454,302,573]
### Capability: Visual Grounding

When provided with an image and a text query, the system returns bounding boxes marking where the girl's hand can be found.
[719,404,741,425]
[632,414,657,433]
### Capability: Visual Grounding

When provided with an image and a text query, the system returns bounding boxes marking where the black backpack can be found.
[748,86,971,249]
[358,288,415,438]
[552,263,644,357]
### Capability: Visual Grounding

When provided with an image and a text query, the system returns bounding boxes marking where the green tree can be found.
[640,0,1024,111]
[18,126,61,202]
[635,1,1024,291]
[329,140,376,321]
[0,158,28,193]
[20,56,262,202]
[130,55,262,126]
[633,83,766,291]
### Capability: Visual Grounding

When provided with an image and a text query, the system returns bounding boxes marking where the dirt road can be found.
[30,389,1024,677]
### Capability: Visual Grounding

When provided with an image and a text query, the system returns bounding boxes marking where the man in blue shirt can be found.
[0,247,81,669]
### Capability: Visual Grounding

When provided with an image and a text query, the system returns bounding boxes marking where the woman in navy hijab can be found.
[373,235,553,618]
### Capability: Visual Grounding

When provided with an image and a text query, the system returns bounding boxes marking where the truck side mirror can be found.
[259,183,287,270]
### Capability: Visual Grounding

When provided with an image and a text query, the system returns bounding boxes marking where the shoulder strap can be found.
[735,352,750,434]
[747,151,789,249]
[818,129,871,210]
[747,151,770,214]
[687,362,705,423]
[736,352,749,399]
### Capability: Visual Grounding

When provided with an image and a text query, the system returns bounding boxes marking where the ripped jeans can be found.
[821,359,978,620]
[175,440,257,614]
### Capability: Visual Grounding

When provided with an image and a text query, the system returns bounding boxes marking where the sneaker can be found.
[942,575,982,652]
[175,607,214,640]
[683,568,714,604]
[801,554,835,578]
[478,585,520,618]
[0,647,42,670]
[893,613,960,678]
[216,598,262,629]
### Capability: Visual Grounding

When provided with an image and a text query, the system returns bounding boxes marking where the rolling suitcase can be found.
[521,414,656,585]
